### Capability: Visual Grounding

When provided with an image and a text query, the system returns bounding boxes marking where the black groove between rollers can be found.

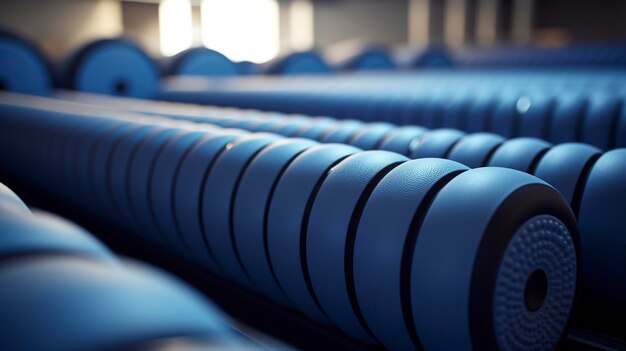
[146,134,182,245]
[570,153,602,218]
[607,100,625,149]
[90,125,132,210]
[298,155,352,320]
[372,133,391,151]
[122,128,159,228]
[541,99,558,141]
[228,144,274,286]
[344,162,404,342]
[480,142,505,167]
[164,137,206,246]
[197,142,232,271]
[263,149,311,299]
[528,147,551,175]
[400,170,466,351]
[573,100,590,143]
[442,137,464,159]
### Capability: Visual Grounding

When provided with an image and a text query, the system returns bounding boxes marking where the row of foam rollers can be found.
[157,73,626,150]
[58,91,626,315]
[0,181,255,350]
[0,92,579,351]
[4,31,626,151]
[455,44,626,68]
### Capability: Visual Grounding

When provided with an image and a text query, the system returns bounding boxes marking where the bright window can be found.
[289,0,314,51]
[201,0,280,63]
[159,0,193,56]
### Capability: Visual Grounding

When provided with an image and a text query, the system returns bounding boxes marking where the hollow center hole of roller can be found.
[114,80,129,96]
[524,269,548,312]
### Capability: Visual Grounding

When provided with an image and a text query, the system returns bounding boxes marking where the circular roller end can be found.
[493,215,577,351]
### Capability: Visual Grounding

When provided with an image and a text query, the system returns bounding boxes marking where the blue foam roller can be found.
[549,95,587,145]
[174,133,242,270]
[578,149,626,309]
[89,122,143,218]
[581,95,622,149]
[0,208,112,260]
[267,144,359,324]
[201,133,280,285]
[233,138,317,304]
[0,258,233,351]
[61,39,159,98]
[518,96,554,139]
[488,137,552,172]
[296,118,338,140]
[0,180,29,213]
[465,96,496,133]
[264,51,331,75]
[490,94,522,138]
[448,133,506,168]
[72,119,123,206]
[127,127,184,240]
[321,120,365,143]
[164,47,239,77]
[354,159,467,350]
[412,168,578,351]
[378,126,427,156]
[150,130,210,254]
[533,143,601,206]
[0,31,51,95]
[409,129,466,159]
[348,123,395,150]
[273,118,313,137]
[441,98,472,129]
[307,151,407,343]
[108,125,161,229]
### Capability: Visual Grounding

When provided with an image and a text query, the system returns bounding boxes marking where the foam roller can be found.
[39,94,626,315]
[59,39,159,98]
[268,144,360,324]
[0,31,51,95]
[263,51,332,75]
[412,168,578,350]
[163,47,239,77]
[233,138,318,304]
[0,208,112,261]
[201,133,280,284]
[174,133,243,270]
[0,257,236,351]
[354,159,467,350]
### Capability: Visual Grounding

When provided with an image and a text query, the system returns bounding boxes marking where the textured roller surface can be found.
[412,169,578,351]
[233,138,318,305]
[268,144,359,324]
[201,133,280,285]
[307,150,407,343]
[354,159,468,350]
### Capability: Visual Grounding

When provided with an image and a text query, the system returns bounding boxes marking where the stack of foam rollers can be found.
[1,33,625,350]
[0,181,253,350]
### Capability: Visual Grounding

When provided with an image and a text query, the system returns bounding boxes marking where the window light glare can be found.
[159,0,193,57]
[201,0,280,63]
